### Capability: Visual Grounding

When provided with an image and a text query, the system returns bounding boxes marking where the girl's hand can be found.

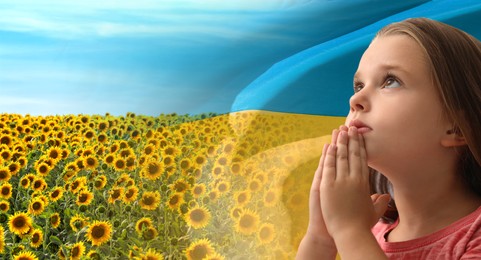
[296,129,342,260]
[297,126,390,260]
[320,127,390,242]
[299,131,339,257]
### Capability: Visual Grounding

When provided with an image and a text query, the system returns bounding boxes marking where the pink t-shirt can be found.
[372,206,481,259]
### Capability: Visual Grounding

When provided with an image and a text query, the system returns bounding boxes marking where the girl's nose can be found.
[349,91,369,112]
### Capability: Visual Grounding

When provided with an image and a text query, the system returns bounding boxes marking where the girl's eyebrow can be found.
[354,63,408,80]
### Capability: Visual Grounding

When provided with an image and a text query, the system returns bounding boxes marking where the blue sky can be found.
[0,0,315,116]
[0,0,429,116]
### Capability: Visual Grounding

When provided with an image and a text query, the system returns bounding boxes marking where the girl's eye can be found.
[353,82,364,93]
[384,76,401,89]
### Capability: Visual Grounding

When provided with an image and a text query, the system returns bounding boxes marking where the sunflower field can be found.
[0,111,343,259]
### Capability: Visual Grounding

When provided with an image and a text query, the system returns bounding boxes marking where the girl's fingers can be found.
[312,143,329,191]
[347,127,361,177]
[331,129,340,146]
[359,133,369,179]
[322,144,337,183]
[335,130,349,178]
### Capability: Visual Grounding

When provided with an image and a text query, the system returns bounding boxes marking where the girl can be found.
[297,18,481,259]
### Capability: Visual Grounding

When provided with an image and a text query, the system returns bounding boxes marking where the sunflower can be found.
[113,157,126,171]
[215,155,228,166]
[211,165,224,179]
[28,198,45,216]
[32,193,49,207]
[193,154,207,167]
[0,149,11,161]
[142,226,158,241]
[185,205,211,229]
[62,162,78,181]
[139,191,160,210]
[142,161,164,180]
[103,154,115,166]
[0,226,4,253]
[179,158,192,172]
[125,155,136,170]
[123,186,139,204]
[58,147,68,158]
[171,179,190,193]
[30,228,43,248]
[185,238,214,260]
[108,187,124,204]
[97,132,108,143]
[208,190,219,202]
[235,208,259,235]
[0,200,9,212]
[230,161,243,175]
[248,179,261,192]
[135,217,153,235]
[8,161,21,176]
[191,184,206,198]
[70,241,86,260]
[13,250,38,260]
[97,120,108,131]
[229,206,243,220]
[234,190,251,207]
[46,146,62,162]
[31,178,47,192]
[115,173,131,186]
[287,192,307,210]
[140,248,164,260]
[0,166,11,182]
[16,156,28,168]
[84,130,95,140]
[83,155,99,170]
[0,183,12,199]
[143,144,155,156]
[0,135,12,147]
[162,155,175,168]
[87,250,100,259]
[20,174,33,189]
[162,145,180,157]
[204,252,225,260]
[69,214,88,232]
[76,190,94,206]
[86,221,112,246]
[257,223,276,244]
[167,192,184,210]
[93,175,107,190]
[70,177,87,194]
[49,187,64,202]
[263,189,279,207]
[8,212,32,236]
[35,162,51,176]
[215,181,230,195]
[119,147,135,158]
[50,213,61,228]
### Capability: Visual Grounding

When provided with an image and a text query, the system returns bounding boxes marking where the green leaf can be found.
[49,235,63,246]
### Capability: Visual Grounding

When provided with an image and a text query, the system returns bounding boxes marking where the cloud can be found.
[0,0,305,41]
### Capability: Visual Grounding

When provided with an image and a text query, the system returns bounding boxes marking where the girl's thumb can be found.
[371,193,391,226]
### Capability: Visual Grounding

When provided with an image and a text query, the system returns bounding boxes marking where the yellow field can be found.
[0,111,344,259]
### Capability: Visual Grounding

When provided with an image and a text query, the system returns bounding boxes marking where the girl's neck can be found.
[387,175,481,242]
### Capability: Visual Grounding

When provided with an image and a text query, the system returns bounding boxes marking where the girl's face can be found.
[345,35,452,172]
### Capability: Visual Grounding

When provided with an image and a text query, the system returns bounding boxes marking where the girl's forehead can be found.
[360,35,428,69]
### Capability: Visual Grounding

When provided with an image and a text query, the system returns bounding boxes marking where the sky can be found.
[0,0,429,116]
[0,0,315,116]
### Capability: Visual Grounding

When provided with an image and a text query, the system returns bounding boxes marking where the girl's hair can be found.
[368,18,481,223]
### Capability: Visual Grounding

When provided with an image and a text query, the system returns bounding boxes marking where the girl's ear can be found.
[441,128,466,147]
